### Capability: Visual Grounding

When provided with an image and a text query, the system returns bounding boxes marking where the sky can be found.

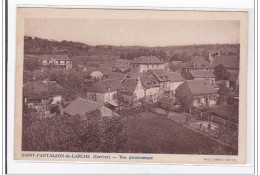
[25,18,240,47]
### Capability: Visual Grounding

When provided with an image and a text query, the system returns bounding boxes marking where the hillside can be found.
[24,36,240,65]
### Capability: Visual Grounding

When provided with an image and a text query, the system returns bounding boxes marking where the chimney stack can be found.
[208,52,214,63]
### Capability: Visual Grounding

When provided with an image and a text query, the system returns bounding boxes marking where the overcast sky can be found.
[25,18,240,47]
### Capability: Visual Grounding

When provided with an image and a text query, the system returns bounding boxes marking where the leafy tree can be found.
[22,109,126,152]
[214,64,230,81]
[24,58,42,71]
[23,71,33,83]
[157,49,167,60]
[67,71,85,89]
[50,105,60,114]
[217,81,232,105]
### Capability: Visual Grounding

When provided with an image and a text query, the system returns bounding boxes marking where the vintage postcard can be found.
[15,8,248,164]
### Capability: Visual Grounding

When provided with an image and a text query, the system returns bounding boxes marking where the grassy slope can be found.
[121,112,235,155]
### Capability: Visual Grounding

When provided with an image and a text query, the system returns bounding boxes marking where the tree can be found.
[214,64,230,81]
[158,49,167,60]
[217,81,232,105]
[22,109,126,152]
[23,58,42,71]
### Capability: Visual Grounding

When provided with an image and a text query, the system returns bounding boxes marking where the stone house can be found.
[23,80,63,114]
[181,56,212,73]
[41,55,72,70]
[140,74,160,103]
[175,80,218,109]
[86,67,104,80]
[130,56,165,73]
[166,71,186,95]
[209,54,239,74]
[87,78,122,105]
[145,69,170,96]
[145,69,185,96]
[190,70,216,85]
[120,78,145,106]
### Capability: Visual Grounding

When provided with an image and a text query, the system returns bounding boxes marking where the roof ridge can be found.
[76,96,103,106]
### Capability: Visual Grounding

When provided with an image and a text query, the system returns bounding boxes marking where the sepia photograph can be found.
[14,8,248,164]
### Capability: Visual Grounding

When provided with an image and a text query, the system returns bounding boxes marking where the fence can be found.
[117,106,145,117]
[185,108,238,130]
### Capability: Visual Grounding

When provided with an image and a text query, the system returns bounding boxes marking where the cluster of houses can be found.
[26,54,73,70]
[23,51,239,122]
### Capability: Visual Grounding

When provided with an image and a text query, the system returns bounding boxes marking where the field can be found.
[120,112,235,155]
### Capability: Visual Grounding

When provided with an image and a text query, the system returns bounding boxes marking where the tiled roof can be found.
[132,56,163,64]
[210,55,239,69]
[116,58,132,63]
[88,78,122,93]
[166,72,185,82]
[127,72,144,79]
[38,55,71,61]
[121,78,139,94]
[170,61,182,64]
[228,72,239,82]
[185,80,217,95]
[182,56,210,69]
[98,67,112,76]
[191,70,215,78]
[47,81,63,95]
[107,72,127,82]
[63,97,103,116]
[150,69,169,82]
[146,69,185,82]
[140,74,159,89]
[23,81,62,100]
[114,62,130,68]
[53,55,72,61]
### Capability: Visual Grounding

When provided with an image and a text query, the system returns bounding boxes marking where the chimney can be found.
[44,78,49,83]
[59,104,64,116]
[208,52,214,63]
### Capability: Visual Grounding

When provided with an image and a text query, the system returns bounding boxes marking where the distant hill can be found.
[24,36,240,63]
